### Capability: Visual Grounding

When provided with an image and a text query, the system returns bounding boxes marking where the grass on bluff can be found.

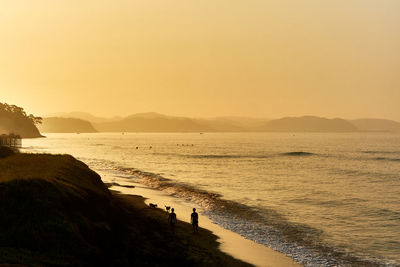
[0,150,122,266]
[0,148,251,266]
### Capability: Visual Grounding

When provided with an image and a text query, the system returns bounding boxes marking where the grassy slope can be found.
[0,152,251,266]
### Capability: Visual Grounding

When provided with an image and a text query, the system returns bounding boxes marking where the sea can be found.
[22,132,400,266]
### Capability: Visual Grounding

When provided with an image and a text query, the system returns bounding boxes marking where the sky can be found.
[0,0,399,120]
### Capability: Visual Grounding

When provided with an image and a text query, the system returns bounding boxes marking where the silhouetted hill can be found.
[50,111,400,133]
[38,117,98,133]
[202,117,270,131]
[197,118,245,132]
[0,103,42,138]
[94,113,271,132]
[261,116,359,132]
[126,112,168,119]
[56,112,268,132]
[0,153,250,266]
[50,112,122,123]
[94,114,216,132]
[214,116,270,128]
[350,119,400,132]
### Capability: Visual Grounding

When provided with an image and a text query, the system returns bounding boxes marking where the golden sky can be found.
[1,0,399,119]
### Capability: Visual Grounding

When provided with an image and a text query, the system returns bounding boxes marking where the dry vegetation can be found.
[0,150,251,266]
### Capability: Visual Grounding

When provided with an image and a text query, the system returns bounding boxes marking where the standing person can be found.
[191,208,199,233]
[168,208,177,233]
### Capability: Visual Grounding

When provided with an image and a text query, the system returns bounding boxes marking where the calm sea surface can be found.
[23,133,400,266]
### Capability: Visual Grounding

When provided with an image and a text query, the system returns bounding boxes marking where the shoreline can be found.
[0,152,254,266]
[19,133,399,266]
[19,140,300,266]
[102,172,300,267]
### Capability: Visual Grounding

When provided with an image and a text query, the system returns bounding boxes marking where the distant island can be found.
[0,102,43,138]
[38,117,98,133]
[350,118,400,132]
[43,112,400,133]
[261,116,358,132]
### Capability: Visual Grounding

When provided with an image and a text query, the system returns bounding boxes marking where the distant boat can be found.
[200,132,204,135]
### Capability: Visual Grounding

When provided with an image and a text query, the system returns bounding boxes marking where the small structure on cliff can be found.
[0,134,22,148]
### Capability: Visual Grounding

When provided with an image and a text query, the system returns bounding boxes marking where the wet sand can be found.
[105,176,300,267]
[0,152,253,266]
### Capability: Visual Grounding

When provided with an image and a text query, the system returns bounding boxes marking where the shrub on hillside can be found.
[0,146,15,158]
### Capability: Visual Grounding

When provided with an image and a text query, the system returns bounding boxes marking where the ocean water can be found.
[22,133,400,266]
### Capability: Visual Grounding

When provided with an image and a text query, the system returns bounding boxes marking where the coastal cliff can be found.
[0,151,250,266]
[0,103,43,138]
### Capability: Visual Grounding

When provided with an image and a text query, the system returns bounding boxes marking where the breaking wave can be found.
[362,151,400,155]
[281,151,315,156]
[153,151,317,159]
[373,157,400,162]
[110,165,384,267]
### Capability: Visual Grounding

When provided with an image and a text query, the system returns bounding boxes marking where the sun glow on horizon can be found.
[1,0,400,120]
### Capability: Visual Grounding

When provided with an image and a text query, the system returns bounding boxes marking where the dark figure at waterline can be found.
[168,208,177,233]
[191,208,199,233]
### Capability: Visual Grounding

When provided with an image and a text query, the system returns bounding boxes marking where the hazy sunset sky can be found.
[1,1,399,119]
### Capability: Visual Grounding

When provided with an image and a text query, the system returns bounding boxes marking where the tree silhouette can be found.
[0,102,42,125]
[0,102,42,137]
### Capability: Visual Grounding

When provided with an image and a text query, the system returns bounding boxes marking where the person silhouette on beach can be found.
[191,208,199,233]
[168,208,177,233]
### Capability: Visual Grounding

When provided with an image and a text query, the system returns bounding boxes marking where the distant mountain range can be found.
[49,112,122,123]
[44,112,270,133]
[94,113,272,132]
[40,112,400,133]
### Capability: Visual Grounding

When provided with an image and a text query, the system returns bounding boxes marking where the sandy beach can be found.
[104,174,300,267]
[0,150,300,266]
